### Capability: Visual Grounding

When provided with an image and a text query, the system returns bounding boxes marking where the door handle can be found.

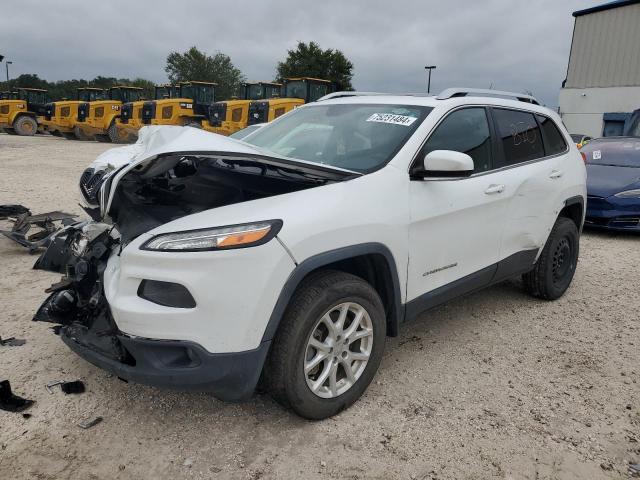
[549,170,563,179]
[484,184,505,195]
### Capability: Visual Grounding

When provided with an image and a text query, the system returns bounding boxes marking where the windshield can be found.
[229,124,263,139]
[155,86,170,99]
[245,103,431,172]
[246,84,264,100]
[285,81,306,99]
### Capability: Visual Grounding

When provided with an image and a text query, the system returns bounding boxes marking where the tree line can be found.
[0,42,354,102]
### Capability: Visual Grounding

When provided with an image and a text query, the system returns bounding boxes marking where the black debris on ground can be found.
[0,380,34,413]
[0,204,30,220]
[60,380,85,395]
[0,209,77,253]
[0,336,26,346]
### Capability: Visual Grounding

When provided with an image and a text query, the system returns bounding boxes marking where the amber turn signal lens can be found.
[216,226,271,247]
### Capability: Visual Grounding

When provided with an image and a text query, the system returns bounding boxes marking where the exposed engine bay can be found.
[33,151,334,360]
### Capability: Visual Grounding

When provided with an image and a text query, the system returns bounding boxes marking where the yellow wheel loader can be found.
[116,84,180,141]
[246,77,333,126]
[0,88,48,136]
[137,81,216,130]
[76,86,144,143]
[205,81,282,136]
[40,88,104,140]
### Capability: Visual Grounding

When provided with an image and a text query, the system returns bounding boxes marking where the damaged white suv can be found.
[34,89,586,419]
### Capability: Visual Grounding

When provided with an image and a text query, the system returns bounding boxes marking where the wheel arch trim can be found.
[261,242,404,343]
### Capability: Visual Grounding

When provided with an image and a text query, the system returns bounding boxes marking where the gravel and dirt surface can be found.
[0,133,639,480]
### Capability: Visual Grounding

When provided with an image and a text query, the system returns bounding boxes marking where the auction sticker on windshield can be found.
[366,113,418,126]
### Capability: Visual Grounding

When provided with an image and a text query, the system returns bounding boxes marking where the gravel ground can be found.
[0,133,639,480]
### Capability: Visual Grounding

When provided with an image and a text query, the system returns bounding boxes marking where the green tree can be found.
[276,41,354,91]
[0,74,157,101]
[165,46,244,101]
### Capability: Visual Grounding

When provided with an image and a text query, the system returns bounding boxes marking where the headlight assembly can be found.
[614,189,640,198]
[141,220,282,252]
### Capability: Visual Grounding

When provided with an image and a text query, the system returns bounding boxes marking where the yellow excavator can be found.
[0,88,48,136]
[135,81,216,130]
[40,88,105,140]
[246,77,333,126]
[116,84,180,141]
[205,81,282,136]
[75,86,144,142]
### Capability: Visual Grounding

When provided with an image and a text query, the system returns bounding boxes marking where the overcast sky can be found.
[2,0,601,107]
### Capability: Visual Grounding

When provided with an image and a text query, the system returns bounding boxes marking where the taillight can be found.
[580,152,587,164]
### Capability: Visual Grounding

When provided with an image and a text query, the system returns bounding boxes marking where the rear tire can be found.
[14,115,37,136]
[523,217,579,300]
[94,134,112,143]
[265,270,386,419]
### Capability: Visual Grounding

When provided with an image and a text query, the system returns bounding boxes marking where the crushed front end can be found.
[32,221,271,401]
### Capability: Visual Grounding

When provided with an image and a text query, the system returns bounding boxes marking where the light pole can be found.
[424,65,436,94]
[6,61,12,82]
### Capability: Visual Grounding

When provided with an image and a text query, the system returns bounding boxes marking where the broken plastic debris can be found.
[78,416,102,429]
[0,336,26,346]
[46,380,86,394]
[0,204,30,220]
[60,381,85,394]
[0,380,34,413]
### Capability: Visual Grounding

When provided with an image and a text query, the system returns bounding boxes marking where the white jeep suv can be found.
[35,88,586,419]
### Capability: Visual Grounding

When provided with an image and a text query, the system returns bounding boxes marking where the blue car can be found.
[583,137,640,231]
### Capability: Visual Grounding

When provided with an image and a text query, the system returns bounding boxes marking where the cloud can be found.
[1,0,600,106]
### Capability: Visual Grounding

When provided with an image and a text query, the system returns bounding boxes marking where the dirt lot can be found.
[0,133,639,480]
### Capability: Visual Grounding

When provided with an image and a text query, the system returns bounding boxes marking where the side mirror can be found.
[419,150,474,178]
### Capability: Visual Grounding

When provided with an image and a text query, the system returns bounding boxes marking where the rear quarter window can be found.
[537,115,567,155]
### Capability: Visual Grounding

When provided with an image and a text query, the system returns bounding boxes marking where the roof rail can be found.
[436,88,540,105]
[317,91,389,101]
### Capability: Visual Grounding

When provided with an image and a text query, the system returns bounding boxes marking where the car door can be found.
[407,106,512,311]
[488,108,567,262]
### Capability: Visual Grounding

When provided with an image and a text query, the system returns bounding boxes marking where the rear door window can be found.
[492,108,545,165]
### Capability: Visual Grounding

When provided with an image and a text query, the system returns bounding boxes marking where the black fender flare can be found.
[562,195,585,231]
[261,242,404,343]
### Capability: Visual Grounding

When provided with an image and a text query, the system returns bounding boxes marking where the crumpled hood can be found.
[99,125,358,217]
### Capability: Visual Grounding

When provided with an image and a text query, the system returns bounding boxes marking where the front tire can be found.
[523,217,579,300]
[14,115,37,136]
[265,270,386,419]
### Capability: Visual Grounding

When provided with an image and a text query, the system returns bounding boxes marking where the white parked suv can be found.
[34,88,586,419]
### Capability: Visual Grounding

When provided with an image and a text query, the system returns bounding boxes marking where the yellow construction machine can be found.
[116,84,180,141]
[136,81,216,130]
[246,77,333,126]
[205,81,282,136]
[0,88,48,136]
[75,86,144,142]
[40,88,105,140]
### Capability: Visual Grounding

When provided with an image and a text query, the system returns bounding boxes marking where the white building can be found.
[559,0,640,138]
